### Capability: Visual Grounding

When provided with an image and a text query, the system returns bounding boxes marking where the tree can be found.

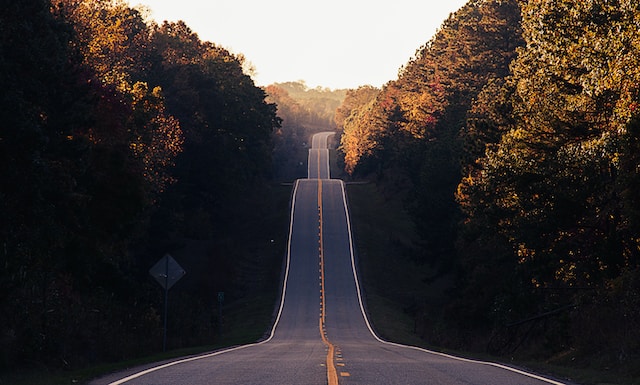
[402,0,523,267]
[454,0,640,360]
[336,85,383,175]
[466,0,640,291]
[0,0,156,367]
[334,0,525,346]
[129,82,184,195]
[56,0,151,88]
[148,21,279,240]
[1,0,277,370]
[335,85,380,128]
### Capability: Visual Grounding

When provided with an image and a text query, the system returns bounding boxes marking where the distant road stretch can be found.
[93,132,569,385]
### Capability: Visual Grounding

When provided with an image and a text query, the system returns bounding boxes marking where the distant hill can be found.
[265,81,347,180]
[268,81,347,130]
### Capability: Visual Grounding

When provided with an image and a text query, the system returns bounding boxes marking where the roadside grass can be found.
[5,344,231,385]
[345,182,437,347]
[3,302,277,385]
[2,343,229,385]
[517,360,640,385]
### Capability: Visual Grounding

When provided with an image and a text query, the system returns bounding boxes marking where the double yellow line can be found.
[317,149,339,385]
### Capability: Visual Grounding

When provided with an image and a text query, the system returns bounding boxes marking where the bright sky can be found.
[132,0,469,90]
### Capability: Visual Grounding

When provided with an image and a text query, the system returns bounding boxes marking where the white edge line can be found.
[107,180,300,385]
[337,180,567,385]
[324,149,330,179]
[324,132,332,179]
[307,148,312,179]
[322,132,334,179]
[309,132,334,180]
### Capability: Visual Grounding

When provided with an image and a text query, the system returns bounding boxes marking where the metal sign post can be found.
[149,254,186,351]
[217,292,224,337]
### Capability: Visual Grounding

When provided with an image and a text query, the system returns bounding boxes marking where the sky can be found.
[131,0,469,90]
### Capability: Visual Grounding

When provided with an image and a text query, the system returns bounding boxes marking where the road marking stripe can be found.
[320,318,339,385]
[317,146,322,181]
[318,176,339,385]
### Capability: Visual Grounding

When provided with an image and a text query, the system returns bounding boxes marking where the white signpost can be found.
[149,254,186,351]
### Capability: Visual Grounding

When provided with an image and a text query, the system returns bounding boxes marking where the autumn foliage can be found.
[1,0,279,371]
[336,0,640,375]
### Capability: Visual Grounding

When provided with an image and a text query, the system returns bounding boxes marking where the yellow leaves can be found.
[554,260,577,284]
[518,0,640,137]
[398,90,444,139]
[151,86,163,99]
[517,243,536,264]
[531,277,542,289]
[456,1,640,302]
[130,81,148,102]
[60,0,149,89]
[129,139,144,156]
[127,81,183,194]
[340,112,375,175]
[338,94,384,175]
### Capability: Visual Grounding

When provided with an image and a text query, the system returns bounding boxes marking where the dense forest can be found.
[0,0,284,373]
[337,0,640,376]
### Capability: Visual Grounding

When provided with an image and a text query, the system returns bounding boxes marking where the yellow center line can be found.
[318,148,339,385]
[318,147,322,180]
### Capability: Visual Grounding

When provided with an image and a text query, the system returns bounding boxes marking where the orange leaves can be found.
[339,98,382,175]
[60,0,149,89]
[335,86,382,175]
[459,0,640,294]
[397,86,445,139]
[129,82,184,194]
[337,0,523,177]
[54,0,185,196]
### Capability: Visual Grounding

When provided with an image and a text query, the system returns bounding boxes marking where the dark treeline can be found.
[266,81,346,180]
[1,0,281,371]
[337,0,640,375]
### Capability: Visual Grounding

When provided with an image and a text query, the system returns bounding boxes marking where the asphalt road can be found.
[92,132,570,385]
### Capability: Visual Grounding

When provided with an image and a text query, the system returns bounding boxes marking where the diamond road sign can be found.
[149,254,186,290]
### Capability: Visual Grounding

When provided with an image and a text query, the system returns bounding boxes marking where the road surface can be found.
[93,132,569,385]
